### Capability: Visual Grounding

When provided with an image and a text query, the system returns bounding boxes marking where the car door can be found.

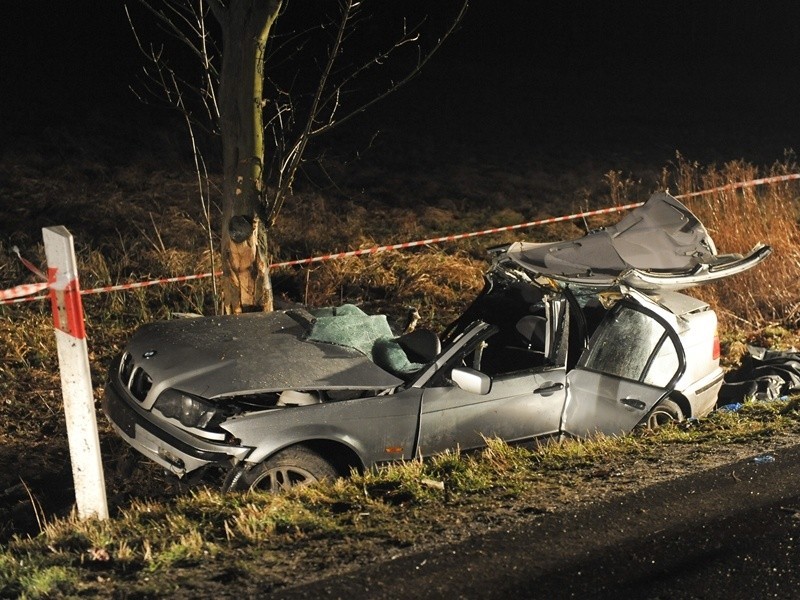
[417,368,567,456]
[561,299,685,438]
[415,298,569,456]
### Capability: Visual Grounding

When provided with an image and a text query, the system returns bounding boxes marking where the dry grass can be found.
[669,155,800,331]
[299,251,484,328]
[2,140,800,597]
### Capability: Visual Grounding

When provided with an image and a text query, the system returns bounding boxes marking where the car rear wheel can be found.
[225,446,338,492]
[642,398,684,429]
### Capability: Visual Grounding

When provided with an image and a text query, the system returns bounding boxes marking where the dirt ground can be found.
[78,430,800,597]
[249,431,800,598]
[274,439,800,600]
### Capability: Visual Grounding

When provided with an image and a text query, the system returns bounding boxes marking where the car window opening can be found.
[306,304,439,379]
[580,303,680,385]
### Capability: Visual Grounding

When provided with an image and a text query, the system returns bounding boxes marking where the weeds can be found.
[1,149,800,596]
[2,396,800,597]
[17,566,78,599]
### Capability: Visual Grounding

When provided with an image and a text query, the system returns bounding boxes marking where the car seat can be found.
[396,329,442,363]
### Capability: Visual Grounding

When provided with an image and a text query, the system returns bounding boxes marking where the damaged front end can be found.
[101,305,432,479]
[102,360,253,477]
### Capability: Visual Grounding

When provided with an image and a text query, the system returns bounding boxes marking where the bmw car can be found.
[102,192,770,491]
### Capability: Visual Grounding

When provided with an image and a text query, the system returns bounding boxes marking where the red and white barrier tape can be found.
[0,282,50,301]
[12,245,47,280]
[678,173,800,198]
[3,172,798,305]
[269,201,646,268]
[0,272,222,305]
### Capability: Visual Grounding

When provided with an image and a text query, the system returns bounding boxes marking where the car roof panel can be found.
[503,192,770,291]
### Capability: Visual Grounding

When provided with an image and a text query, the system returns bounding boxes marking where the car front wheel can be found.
[225,446,338,492]
[642,398,684,429]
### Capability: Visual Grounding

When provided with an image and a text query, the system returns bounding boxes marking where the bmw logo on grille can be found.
[142,350,157,359]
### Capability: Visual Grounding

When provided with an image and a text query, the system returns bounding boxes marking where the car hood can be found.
[123,311,403,403]
[503,192,770,291]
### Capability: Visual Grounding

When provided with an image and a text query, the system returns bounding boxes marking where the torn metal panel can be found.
[504,192,771,291]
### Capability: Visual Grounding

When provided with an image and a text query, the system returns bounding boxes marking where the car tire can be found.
[642,398,684,429]
[225,446,338,492]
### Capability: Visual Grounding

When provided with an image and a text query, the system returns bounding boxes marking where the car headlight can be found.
[153,389,218,429]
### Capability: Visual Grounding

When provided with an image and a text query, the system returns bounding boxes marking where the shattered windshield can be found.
[309,304,395,356]
[308,305,425,376]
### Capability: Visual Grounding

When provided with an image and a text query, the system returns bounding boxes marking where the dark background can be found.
[2,1,798,170]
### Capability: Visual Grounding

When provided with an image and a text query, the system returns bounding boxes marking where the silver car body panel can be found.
[562,369,670,438]
[625,287,724,414]
[220,387,424,466]
[504,192,771,291]
[561,292,679,437]
[419,367,566,455]
[103,374,253,476]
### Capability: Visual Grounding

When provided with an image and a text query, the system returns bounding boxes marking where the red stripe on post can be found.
[48,267,86,339]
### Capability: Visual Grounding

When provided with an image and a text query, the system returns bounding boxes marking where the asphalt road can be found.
[276,445,800,600]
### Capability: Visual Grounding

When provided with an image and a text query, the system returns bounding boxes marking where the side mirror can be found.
[451,367,491,395]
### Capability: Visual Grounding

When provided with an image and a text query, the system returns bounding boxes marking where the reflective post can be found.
[43,226,108,520]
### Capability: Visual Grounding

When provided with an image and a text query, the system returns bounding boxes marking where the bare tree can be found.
[128,0,468,313]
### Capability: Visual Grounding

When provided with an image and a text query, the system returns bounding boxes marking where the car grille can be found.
[119,352,152,402]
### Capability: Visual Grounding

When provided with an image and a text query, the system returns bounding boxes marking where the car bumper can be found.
[102,379,251,477]
[684,369,725,418]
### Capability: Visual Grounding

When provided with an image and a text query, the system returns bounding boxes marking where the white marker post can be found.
[43,226,108,520]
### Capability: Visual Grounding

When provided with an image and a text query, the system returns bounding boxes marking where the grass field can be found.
[1,130,799,596]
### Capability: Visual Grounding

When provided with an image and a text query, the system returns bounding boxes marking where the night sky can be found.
[2,1,798,167]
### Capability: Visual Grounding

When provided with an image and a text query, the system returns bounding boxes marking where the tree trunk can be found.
[217,0,282,313]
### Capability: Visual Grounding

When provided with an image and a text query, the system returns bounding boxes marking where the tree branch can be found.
[268,0,358,225]
[311,0,468,137]
[206,0,226,25]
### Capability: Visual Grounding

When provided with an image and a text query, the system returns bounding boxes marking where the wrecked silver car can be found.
[102,192,770,491]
